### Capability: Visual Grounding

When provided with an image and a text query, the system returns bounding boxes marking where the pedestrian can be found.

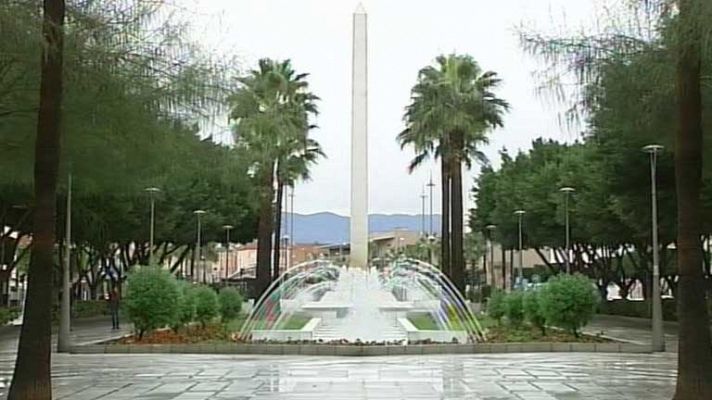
[109,287,120,330]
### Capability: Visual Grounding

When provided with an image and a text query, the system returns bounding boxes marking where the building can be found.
[214,242,324,280]
[473,242,551,290]
[321,229,423,264]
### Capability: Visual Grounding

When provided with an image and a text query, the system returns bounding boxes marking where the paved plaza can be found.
[0,352,677,400]
[0,316,685,399]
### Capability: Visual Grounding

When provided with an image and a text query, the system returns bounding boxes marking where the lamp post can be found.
[222,225,233,281]
[193,210,206,283]
[559,187,575,274]
[145,187,160,264]
[643,144,665,352]
[428,235,436,266]
[420,187,427,238]
[281,235,289,276]
[486,225,496,287]
[514,210,526,287]
[58,174,72,353]
[427,174,435,236]
[289,187,295,270]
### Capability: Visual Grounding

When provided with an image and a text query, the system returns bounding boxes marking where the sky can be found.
[176,0,600,216]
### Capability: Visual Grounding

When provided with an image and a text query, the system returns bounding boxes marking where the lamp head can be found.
[559,187,576,193]
[642,144,664,154]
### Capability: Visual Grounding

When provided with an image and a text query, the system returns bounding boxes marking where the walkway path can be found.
[0,353,678,399]
[0,317,131,354]
[585,315,681,350]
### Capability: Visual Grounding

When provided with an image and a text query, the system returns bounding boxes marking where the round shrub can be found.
[540,273,600,337]
[486,290,507,324]
[218,288,243,321]
[125,267,180,339]
[523,290,546,335]
[172,281,196,331]
[504,291,524,327]
[193,285,219,327]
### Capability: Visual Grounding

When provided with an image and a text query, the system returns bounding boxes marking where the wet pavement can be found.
[0,315,683,399]
[0,352,677,399]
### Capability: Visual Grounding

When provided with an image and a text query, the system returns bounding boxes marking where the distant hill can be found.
[283,212,442,245]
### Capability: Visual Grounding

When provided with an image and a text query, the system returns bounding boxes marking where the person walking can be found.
[109,287,120,330]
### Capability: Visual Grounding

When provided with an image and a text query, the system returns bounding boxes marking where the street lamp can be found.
[193,210,207,283]
[643,144,665,352]
[559,187,575,274]
[420,187,427,238]
[58,174,72,353]
[486,225,497,287]
[427,235,436,266]
[427,174,435,236]
[281,235,289,276]
[514,210,526,288]
[145,187,161,264]
[222,225,234,281]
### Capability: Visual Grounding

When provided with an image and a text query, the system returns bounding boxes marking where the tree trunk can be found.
[256,163,275,296]
[450,137,465,292]
[8,1,65,398]
[272,182,285,282]
[673,1,712,398]
[440,156,451,278]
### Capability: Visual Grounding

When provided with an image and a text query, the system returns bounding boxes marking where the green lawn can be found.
[243,312,312,331]
[407,313,467,331]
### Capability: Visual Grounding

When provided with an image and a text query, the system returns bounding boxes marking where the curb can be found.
[69,342,652,356]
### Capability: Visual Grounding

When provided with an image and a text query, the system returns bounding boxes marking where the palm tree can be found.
[398,54,508,291]
[229,59,320,295]
[673,0,712,398]
[272,138,324,279]
[9,0,66,398]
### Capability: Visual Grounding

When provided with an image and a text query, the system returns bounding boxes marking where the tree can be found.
[272,137,323,279]
[673,0,712,397]
[8,0,65,398]
[520,1,712,395]
[399,54,509,291]
[230,59,320,295]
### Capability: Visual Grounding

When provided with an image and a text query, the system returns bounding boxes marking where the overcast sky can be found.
[178,0,599,216]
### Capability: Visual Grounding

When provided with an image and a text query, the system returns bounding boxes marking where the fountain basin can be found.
[252,318,322,342]
[398,318,468,344]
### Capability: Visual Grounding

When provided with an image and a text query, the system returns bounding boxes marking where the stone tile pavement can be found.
[0,353,677,399]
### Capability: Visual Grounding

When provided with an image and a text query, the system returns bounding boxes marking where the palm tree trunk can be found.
[272,181,285,282]
[450,135,465,292]
[9,1,65,398]
[440,157,451,278]
[256,163,275,296]
[673,1,712,398]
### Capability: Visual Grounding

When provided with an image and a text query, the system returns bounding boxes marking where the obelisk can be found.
[350,3,368,269]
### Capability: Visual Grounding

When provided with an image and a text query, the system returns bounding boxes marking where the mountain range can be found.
[283,212,442,245]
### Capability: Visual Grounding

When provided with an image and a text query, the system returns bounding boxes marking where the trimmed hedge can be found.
[193,286,219,327]
[73,300,110,318]
[504,291,524,327]
[0,307,20,325]
[523,290,546,335]
[125,267,181,339]
[540,274,599,337]
[486,290,507,324]
[218,288,243,322]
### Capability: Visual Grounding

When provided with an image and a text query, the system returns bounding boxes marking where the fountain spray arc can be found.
[237,4,485,345]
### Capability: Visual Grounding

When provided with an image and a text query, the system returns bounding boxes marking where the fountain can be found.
[238,258,486,344]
